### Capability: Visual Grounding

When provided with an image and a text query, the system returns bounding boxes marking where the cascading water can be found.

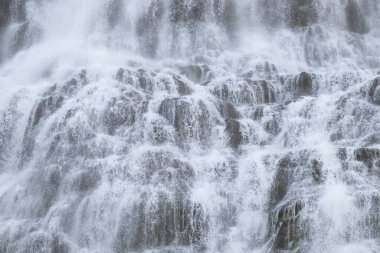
[0,0,380,252]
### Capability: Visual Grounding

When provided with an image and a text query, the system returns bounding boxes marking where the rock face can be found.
[1,1,380,253]
[158,98,215,145]
[259,0,318,28]
[213,79,276,105]
[286,72,314,99]
[354,148,380,169]
[114,150,208,252]
[225,118,242,148]
[0,0,11,29]
[269,151,324,251]
[345,0,369,34]
[366,77,380,105]
[287,0,318,28]
[136,0,164,57]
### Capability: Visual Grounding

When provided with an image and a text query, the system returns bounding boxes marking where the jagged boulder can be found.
[286,72,314,98]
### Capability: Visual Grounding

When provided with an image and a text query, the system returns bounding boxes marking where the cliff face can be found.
[0,1,379,253]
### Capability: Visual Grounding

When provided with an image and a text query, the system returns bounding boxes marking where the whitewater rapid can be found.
[0,0,380,252]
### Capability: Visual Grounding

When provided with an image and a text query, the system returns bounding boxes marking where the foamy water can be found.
[0,0,380,252]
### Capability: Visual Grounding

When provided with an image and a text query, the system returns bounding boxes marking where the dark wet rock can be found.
[158,98,213,145]
[4,22,28,56]
[113,150,208,251]
[33,96,64,127]
[23,165,63,217]
[116,68,125,82]
[304,26,338,67]
[79,70,87,85]
[256,62,279,80]
[269,151,323,251]
[240,71,255,79]
[0,0,11,29]
[213,0,237,39]
[52,233,71,253]
[225,119,242,149]
[46,134,62,159]
[180,64,212,84]
[72,169,101,192]
[252,106,264,120]
[106,0,124,29]
[103,90,145,135]
[251,105,283,137]
[311,159,323,183]
[0,0,26,28]
[330,132,343,142]
[362,133,380,146]
[137,69,156,93]
[21,95,64,165]
[21,232,54,253]
[259,0,317,28]
[346,0,369,34]
[264,117,282,136]
[270,157,293,208]
[213,79,275,106]
[138,150,194,188]
[354,148,380,169]
[270,151,321,208]
[287,72,313,98]
[218,102,239,119]
[213,81,252,105]
[174,76,193,95]
[0,96,23,167]
[115,196,208,252]
[337,148,347,161]
[136,0,164,57]
[362,77,380,105]
[270,201,304,251]
[287,0,318,28]
[169,0,205,24]
[61,78,79,94]
[255,80,276,104]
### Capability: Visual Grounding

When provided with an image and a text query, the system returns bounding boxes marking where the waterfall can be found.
[0,0,380,252]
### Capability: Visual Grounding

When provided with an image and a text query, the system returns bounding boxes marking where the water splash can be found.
[0,0,380,252]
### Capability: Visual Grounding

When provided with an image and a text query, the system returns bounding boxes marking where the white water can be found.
[0,0,380,252]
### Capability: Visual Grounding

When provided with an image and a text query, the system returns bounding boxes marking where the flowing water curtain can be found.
[0,0,379,253]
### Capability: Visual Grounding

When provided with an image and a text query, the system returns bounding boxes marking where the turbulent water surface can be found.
[0,0,380,252]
